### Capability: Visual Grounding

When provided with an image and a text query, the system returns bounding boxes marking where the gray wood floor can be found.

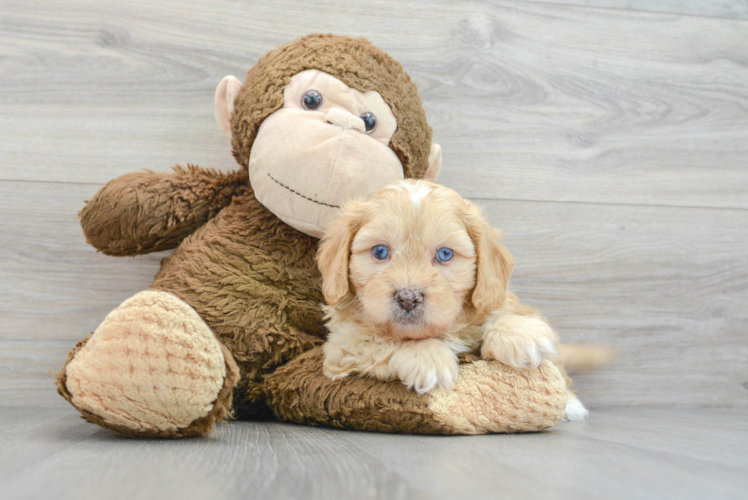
[2,407,747,500]
[1,0,747,498]
[534,0,748,19]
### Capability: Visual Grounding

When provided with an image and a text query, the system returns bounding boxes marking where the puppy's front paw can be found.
[322,342,354,380]
[481,314,558,370]
[388,340,459,394]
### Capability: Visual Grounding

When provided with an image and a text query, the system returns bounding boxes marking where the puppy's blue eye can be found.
[436,247,453,263]
[372,245,389,260]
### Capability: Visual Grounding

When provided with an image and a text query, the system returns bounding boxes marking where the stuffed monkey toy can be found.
[55,34,567,437]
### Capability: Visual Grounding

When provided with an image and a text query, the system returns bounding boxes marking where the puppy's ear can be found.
[317,201,368,305]
[461,201,515,314]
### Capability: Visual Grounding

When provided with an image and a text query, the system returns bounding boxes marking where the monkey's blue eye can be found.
[436,247,453,263]
[372,245,389,260]
[302,90,322,110]
[360,112,376,133]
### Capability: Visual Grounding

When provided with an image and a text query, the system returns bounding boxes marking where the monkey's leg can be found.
[264,348,568,434]
[55,290,240,438]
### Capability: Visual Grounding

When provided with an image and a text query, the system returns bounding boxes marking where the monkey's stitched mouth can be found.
[266,173,340,209]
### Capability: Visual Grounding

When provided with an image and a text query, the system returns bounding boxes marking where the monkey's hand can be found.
[80,165,248,256]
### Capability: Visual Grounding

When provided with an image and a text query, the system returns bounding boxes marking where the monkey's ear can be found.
[424,143,442,181]
[215,75,244,137]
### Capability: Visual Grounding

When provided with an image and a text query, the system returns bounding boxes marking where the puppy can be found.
[317,179,588,421]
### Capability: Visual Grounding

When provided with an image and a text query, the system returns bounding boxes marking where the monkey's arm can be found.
[80,165,249,256]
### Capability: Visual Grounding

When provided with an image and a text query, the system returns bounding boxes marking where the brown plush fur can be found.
[231,34,433,179]
[80,165,249,256]
[265,349,566,434]
[58,33,567,436]
[265,347,446,434]
[151,190,326,416]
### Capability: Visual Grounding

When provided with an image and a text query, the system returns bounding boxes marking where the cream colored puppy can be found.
[317,179,587,420]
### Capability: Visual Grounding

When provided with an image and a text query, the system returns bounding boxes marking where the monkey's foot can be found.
[56,290,240,438]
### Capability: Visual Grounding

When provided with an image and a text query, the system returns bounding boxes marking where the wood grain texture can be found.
[487,198,748,409]
[525,0,748,20]
[1,407,747,500]
[1,0,748,208]
[0,181,166,340]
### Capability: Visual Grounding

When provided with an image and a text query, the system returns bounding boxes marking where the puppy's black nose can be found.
[394,289,425,312]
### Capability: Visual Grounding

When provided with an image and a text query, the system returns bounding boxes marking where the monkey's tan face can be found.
[248,70,404,237]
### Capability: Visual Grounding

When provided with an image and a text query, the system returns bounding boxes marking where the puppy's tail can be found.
[560,343,617,373]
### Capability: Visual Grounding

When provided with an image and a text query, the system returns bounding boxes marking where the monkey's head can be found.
[214,34,442,238]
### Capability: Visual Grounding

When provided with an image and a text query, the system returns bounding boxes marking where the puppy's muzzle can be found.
[394,289,425,312]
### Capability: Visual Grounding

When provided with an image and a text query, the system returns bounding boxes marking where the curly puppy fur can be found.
[318,180,587,419]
